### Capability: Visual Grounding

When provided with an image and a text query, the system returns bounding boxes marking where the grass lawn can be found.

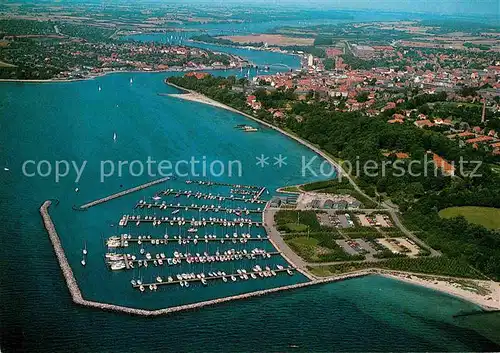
[438,206,500,230]
[284,223,309,232]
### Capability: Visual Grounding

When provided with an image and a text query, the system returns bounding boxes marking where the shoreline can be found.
[41,199,499,314]
[164,82,500,311]
[377,271,500,311]
[165,81,366,196]
[0,64,248,84]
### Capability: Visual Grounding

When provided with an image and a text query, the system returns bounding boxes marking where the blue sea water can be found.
[0,29,499,353]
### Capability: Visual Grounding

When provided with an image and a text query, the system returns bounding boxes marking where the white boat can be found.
[130,78,133,84]
[81,258,86,266]
[98,86,102,91]
[82,242,87,255]
[110,262,126,270]
[113,132,117,141]
[152,195,161,201]
[172,209,180,215]
[3,167,9,171]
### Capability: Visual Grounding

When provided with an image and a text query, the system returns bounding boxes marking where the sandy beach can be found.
[378,271,500,310]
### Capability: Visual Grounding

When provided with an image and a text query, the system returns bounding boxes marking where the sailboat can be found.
[113,132,117,142]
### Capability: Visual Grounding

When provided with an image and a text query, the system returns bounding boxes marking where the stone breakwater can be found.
[41,199,375,316]
[79,177,171,209]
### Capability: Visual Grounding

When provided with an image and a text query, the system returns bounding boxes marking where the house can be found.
[185,71,209,79]
[273,110,285,119]
[414,120,435,128]
[457,131,476,138]
[392,113,405,120]
[433,118,453,126]
[465,136,494,144]
[432,153,455,176]
[388,118,404,124]
[472,126,484,134]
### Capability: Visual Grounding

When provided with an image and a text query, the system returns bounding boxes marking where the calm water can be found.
[0,34,499,352]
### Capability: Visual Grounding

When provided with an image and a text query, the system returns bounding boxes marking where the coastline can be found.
[164,82,500,311]
[165,81,370,200]
[378,271,500,311]
[0,64,247,84]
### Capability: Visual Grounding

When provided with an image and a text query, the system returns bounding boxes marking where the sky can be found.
[15,0,500,17]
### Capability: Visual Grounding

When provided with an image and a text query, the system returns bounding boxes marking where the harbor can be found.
[41,195,382,316]
[41,196,377,316]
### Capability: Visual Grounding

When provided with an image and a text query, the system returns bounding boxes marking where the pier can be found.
[109,251,283,270]
[252,187,267,201]
[107,234,269,247]
[78,177,171,209]
[160,189,267,204]
[185,179,261,190]
[118,214,261,227]
[132,267,293,290]
[135,201,262,214]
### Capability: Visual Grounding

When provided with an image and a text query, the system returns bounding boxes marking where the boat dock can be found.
[107,234,270,247]
[160,189,267,204]
[108,251,283,271]
[185,179,261,190]
[253,187,267,201]
[135,201,262,214]
[118,214,261,227]
[78,177,171,209]
[132,267,294,290]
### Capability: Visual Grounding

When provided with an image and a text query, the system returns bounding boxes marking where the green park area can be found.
[439,206,500,230]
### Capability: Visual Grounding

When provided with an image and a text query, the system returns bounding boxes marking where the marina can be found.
[41,197,377,316]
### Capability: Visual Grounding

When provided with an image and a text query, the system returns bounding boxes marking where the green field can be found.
[439,206,500,230]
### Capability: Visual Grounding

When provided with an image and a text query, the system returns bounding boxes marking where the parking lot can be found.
[317,212,354,229]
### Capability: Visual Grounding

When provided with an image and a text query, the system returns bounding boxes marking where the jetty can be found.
[78,177,171,209]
